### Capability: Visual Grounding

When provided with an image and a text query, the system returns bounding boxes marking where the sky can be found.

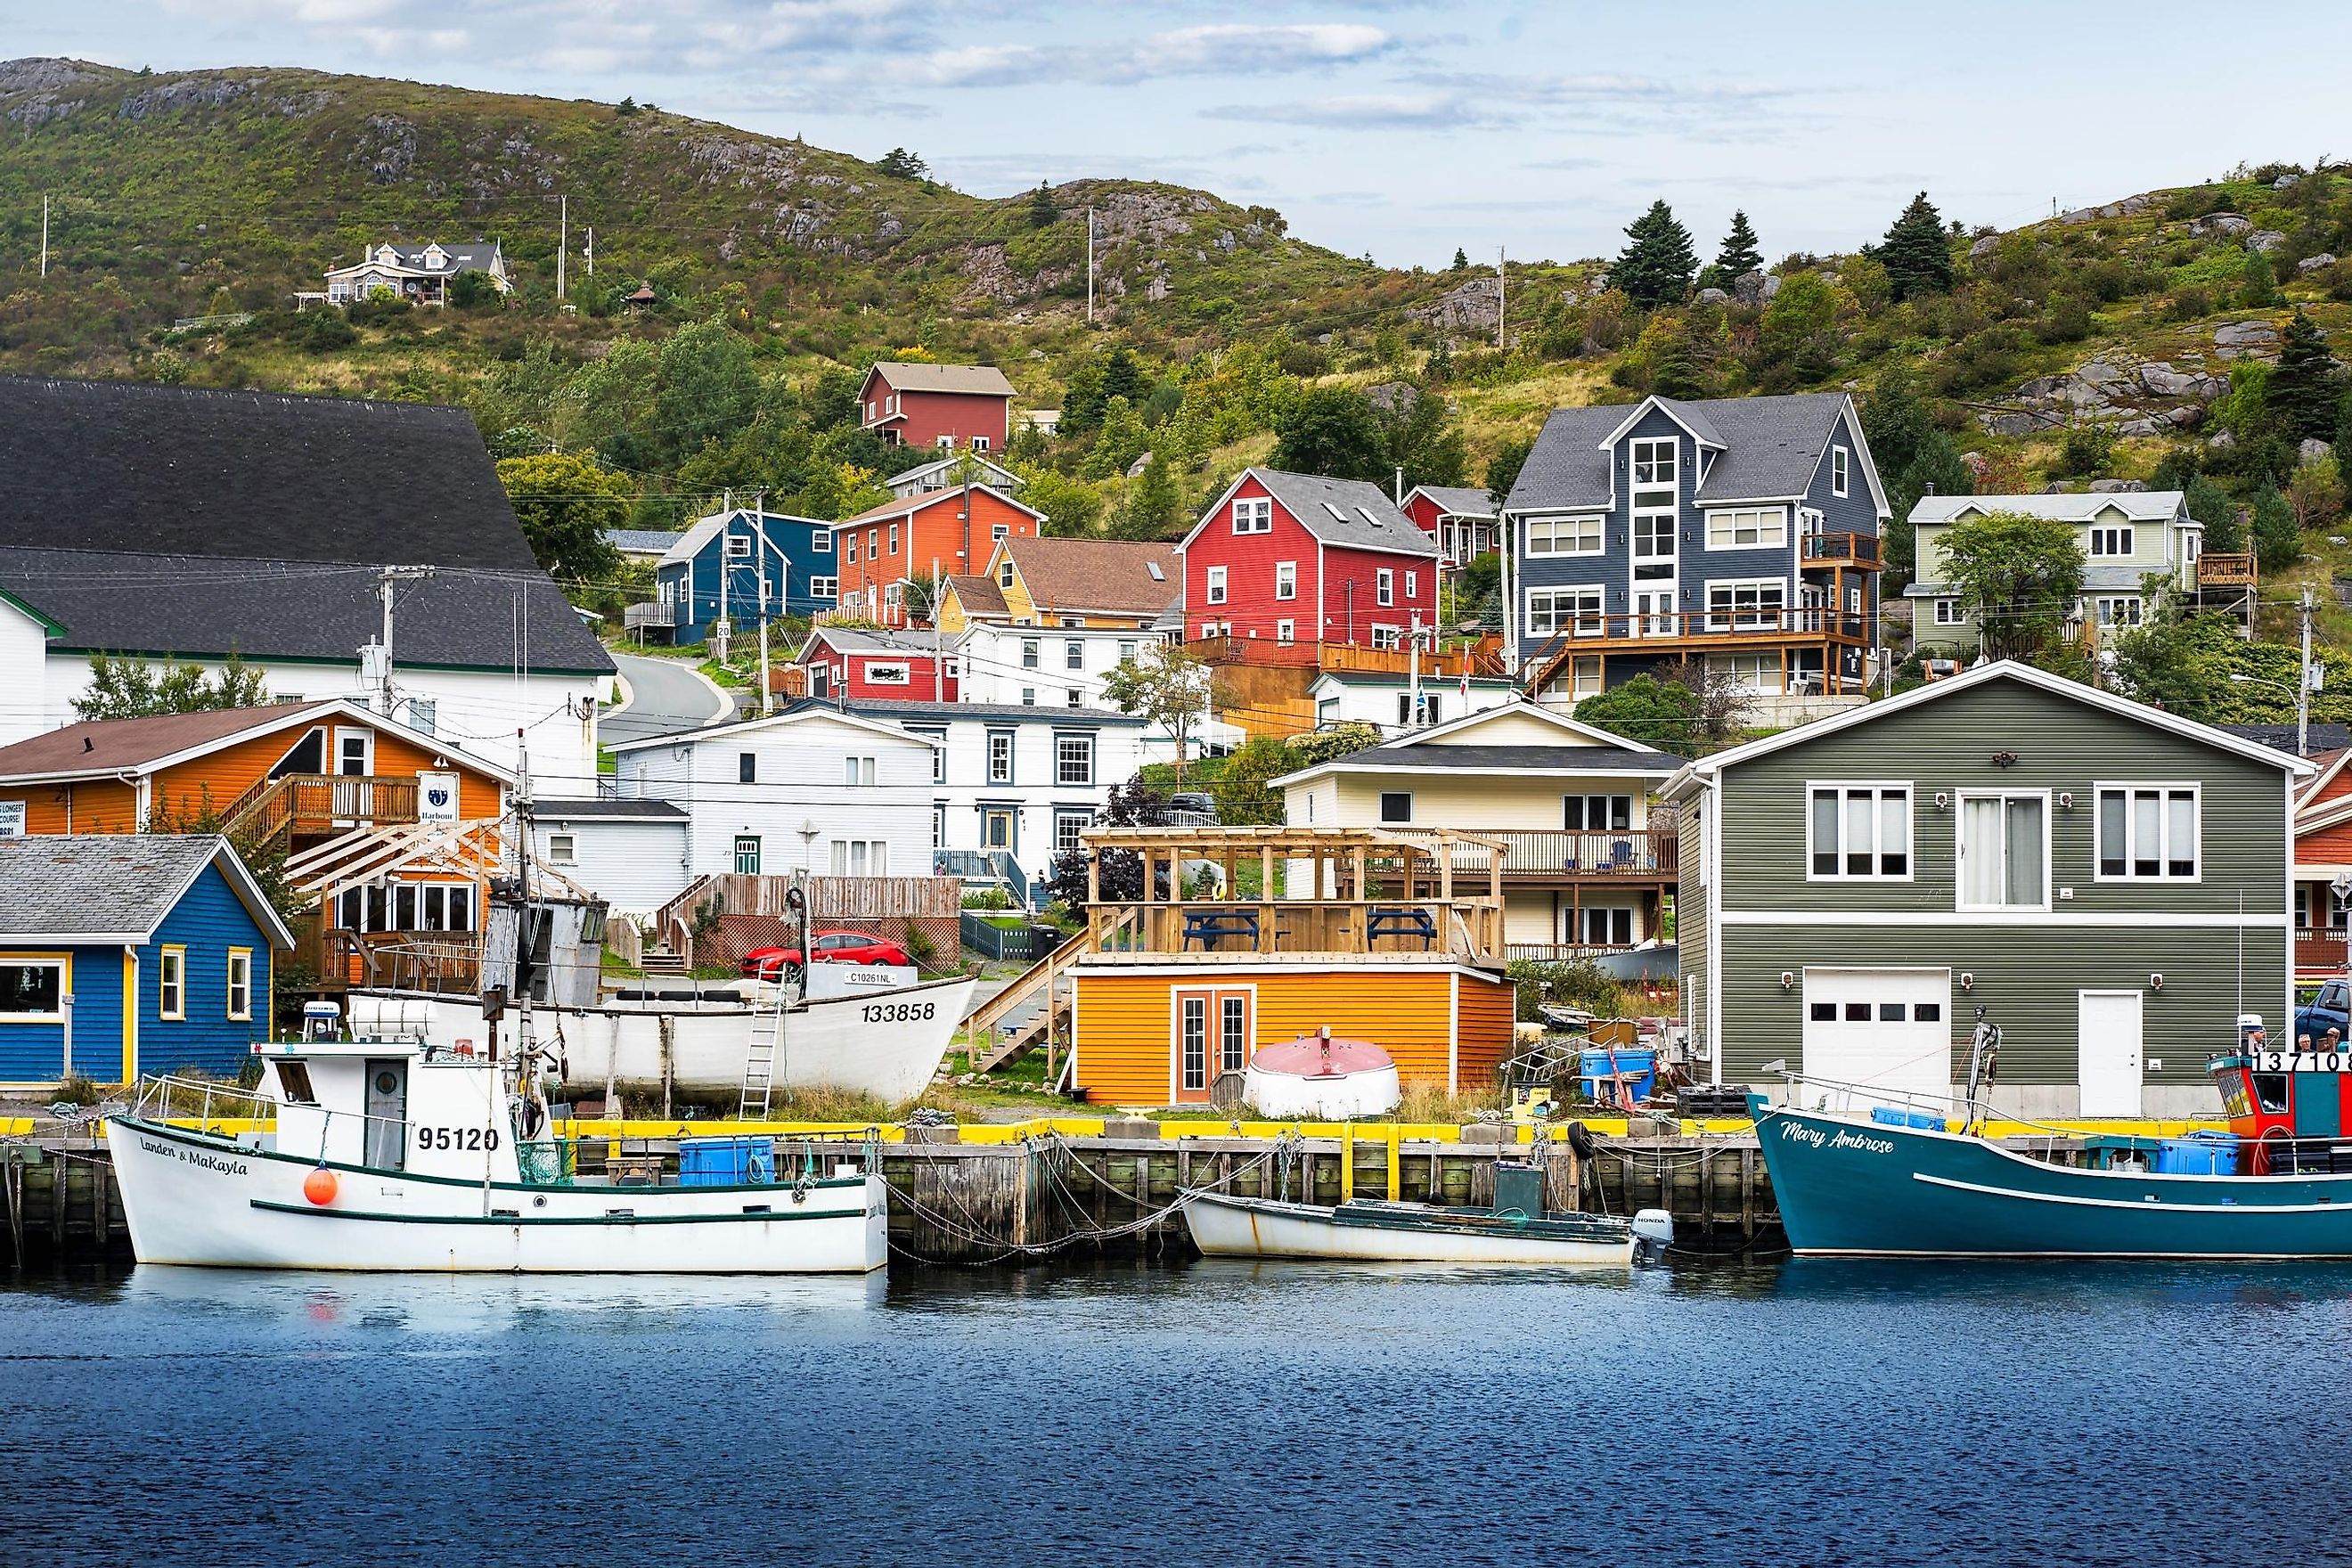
[11,0,2352,269]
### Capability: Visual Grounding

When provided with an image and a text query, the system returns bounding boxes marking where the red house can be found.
[1400,483,1499,569]
[831,485,1046,627]
[859,362,1017,452]
[1178,469,1441,649]
[796,625,964,703]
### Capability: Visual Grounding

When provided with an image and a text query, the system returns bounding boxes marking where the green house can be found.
[1665,662,2313,1120]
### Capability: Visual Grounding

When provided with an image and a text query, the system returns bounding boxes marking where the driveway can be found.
[602,651,731,749]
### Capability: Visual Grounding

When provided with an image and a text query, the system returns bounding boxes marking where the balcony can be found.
[2296,926,2348,976]
[1800,531,1881,569]
[1530,606,1871,651]
[1473,829,1678,880]
[2199,552,2258,590]
[225,773,422,847]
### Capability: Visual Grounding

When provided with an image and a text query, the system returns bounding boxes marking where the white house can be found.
[527,798,691,919]
[1308,670,1523,739]
[958,621,1163,711]
[606,707,938,882]
[323,240,511,306]
[844,698,1149,882]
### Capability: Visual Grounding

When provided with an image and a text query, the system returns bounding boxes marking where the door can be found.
[363,1058,408,1171]
[983,810,1015,851]
[1801,968,1952,1110]
[2078,990,2144,1118]
[1173,988,1253,1104]
[332,727,375,820]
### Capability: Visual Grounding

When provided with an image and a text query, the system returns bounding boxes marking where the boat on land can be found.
[103,1009,887,1273]
[1180,1160,1673,1265]
[1754,1015,2352,1259]
[346,971,975,1104]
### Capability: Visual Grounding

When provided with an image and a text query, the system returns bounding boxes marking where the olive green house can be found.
[1666,661,2312,1119]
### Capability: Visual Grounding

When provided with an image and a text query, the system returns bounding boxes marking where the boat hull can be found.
[1756,1101,2352,1259]
[346,975,976,1103]
[106,1117,887,1273]
[1180,1189,1635,1264]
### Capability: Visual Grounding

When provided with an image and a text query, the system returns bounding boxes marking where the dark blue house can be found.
[1502,392,1890,700]
[0,836,294,1088]
[651,508,837,643]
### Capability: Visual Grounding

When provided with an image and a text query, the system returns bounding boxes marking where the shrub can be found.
[2054,422,2118,478]
[2036,293,2093,344]
[298,310,357,353]
[2166,285,2212,321]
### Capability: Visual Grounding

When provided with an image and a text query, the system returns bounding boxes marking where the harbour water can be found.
[4,1259,2348,1566]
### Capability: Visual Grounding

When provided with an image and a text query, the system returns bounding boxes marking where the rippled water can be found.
[4,1258,2348,1566]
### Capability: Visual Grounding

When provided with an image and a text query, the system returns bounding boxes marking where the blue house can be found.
[0,836,294,1087]
[1501,393,1890,701]
[651,508,837,642]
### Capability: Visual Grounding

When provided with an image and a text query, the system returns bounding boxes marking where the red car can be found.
[739,930,914,979]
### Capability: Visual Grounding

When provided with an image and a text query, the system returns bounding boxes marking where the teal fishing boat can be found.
[1752,1017,2352,1259]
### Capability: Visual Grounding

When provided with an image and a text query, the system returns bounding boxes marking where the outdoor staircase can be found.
[641,947,689,977]
[963,915,1124,1073]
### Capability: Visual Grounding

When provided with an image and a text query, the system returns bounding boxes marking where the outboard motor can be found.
[1631,1208,1675,1262]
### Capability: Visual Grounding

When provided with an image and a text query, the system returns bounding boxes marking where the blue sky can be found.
[13,1,2352,268]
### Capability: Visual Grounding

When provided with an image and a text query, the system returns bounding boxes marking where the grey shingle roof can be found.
[532,798,688,821]
[0,835,288,944]
[829,698,1146,725]
[868,362,1017,398]
[1335,742,1686,773]
[1245,469,1438,555]
[1411,485,1497,519]
[804,625,971,656]
[606,528,682,555]
[1911,492,2189,527]
[1506,393,1858,512]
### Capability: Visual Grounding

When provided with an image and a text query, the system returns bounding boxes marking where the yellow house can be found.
[937,535,1179,633]
[1273,703,1684,960]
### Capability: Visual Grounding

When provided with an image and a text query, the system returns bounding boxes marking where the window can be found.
[936,434,953,449]
[1065,640,1084,671]
[809,576,837,600]
[2094,596,2144,628]
[992,523,1010,543]
[1060,617,1084,628]
[1370,625,1402,650]
[1808,785,1912,879]
[1021,638,1041,668]
[866,528,880,560]
[907,730,946,781]
[845,534,859,565]
[987,731,1014,784]
[888,523,901,555]
[2090,525,2134,558]
[811,530,832,553]
[1708,652,1781,692]
[1708,579,1785,631]
[738,751,757,784]
[933,805,947,849]
[1564,794,1632,831]
[1275,619,1295,644]
[733,836,762,875]
[548,832,578,865]
[1831,444,1850,497]
[830,840,889,875]
[159,946,185,1020]
[1630,437,1678,490]
[1056,734,1095,785]
[1958,793,2047,910]
[1405,571,1418,600]
[226,949,253,1022]
[724,533,752,559]
[1576,907,1635,947]
[1376,568,1395,607]
[1066,688,1082,707]
[1378,791,1412,823]
[1116,640,1139,665]
[1526,588,1605,637]
[1232,497,1273,534]
[844,755,877,787]
[1055,811,1089,856]
[1021,688,1037,706]
[2097,787,2199,880]
[1399,691,1442,728]
[1205,567,1228,605]
[1526,515,1604,556]
[1707,508,1787,549]
[0,960,62,1019]
[1275,561,1297,600]
[1933,598,1961,626]
[1000,560,1017,587]
[1632,510,1676,581]
[971,435,991,453]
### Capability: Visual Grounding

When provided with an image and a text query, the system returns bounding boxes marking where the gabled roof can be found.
[0,834,295,948]
[0,377,543,570]
[653,509,820,568]
[829,484,1046,530]
[1183,469,1440,558]
[605,704,942,755]
[887,455,1025,495]
[862,362,1017,398]
[1664,660,2318,799]
[1910,491,2192,527]
[999,536,1180,617]
[0,698,516,788]
[941,574,1009,619]
[605,527,682,557]
[1507,392,1884,518]
[795,625,970,659]
[1270,701,1683,788]
[1404,485,1497,519]
[329,241,503,278]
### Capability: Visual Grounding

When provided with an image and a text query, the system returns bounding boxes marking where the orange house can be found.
[830,485,1046,627]
[2294,748,2352,983]
[0,700,513,986]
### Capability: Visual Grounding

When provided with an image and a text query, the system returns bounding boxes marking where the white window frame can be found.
[811,530,832,554]
[1231,497,1273,535]
[1065,639,1084,672]
[1405,570,1418,600]
[844,755,878,787]
[809,576,837,600]
[1376,568,1394,607]
[1805,781,1914,883]
[1705,507,1788,550]
[1055,733,1095,786]
[1831,444,1850,497]
[1275,619,1295,644]
[987,731,1015,785]
[1274,561,1297,600]
[1706,578,1785,632]
[225,947,253,1022]
[971,435,991,453]
[2089,525,2134,559]
[0,959,64,1022]
[1378,790,1413,824]
[1629,437,1678,491]
[1526,588,1605,638]
[1525,515,1604,557]
[888,522,901,555]
[1021,638,1041,669]
[1369,625,1402,650]
[548,832,578,865]
[2093,595,2144,628]
[724,533,752,559]
[1932,598,1961,626]
[1205,566,1228,606]
[2094,783,2201,883]
[992,523,1011,543]
[1954,789,2053,913]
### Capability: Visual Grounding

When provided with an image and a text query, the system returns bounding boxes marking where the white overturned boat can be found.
[347,970,975,1104]
[105,1026,887,1274]
[1181,1162,1672,1265]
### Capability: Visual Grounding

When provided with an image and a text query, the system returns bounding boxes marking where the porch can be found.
[2297,925,2348,980]
[224,773,422,847]
[1472,828,1678,881]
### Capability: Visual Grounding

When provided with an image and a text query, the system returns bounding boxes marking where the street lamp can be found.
[2229,670,2314,756]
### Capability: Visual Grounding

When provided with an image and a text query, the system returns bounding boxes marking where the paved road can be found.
[601,651,731,749]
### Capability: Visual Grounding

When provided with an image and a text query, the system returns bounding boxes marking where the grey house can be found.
[1667,661,2312,1119]
[1502,392,1890,702]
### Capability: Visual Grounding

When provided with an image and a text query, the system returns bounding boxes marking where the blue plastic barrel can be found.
[678,1136,776,1186]
[2153,1131,2239,1176]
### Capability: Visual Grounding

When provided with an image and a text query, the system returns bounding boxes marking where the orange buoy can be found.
[303,1166,339,1206]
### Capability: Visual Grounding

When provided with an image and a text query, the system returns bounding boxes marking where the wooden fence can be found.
[655,873,964,968]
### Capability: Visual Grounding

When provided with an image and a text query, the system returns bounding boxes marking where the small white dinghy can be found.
[1243,1028,1401,1120]
[1181,1160,1672,1266]
[105,1009,886,1274]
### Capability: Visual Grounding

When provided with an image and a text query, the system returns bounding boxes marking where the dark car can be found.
[2294,977,2349,1048]
[739,930,915,980]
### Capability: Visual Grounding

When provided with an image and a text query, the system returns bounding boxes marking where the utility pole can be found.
[39,194,48,278]
[1496,245,1506,349]
[715,488,731,664]
[932,556,944,703]
[1086,207,1096,324]
[2300,585,2315,757]
[584,225,594,281]
[755,494,773,716]
[376,565,436,717]
[557,194,568,300]
[1409,613,1423,730]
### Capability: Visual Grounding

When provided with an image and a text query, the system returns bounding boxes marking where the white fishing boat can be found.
[345,972,974,1104]
[1180,1162,1672,1265]
[104,1017,888,1274]
[1242,1030,1401,1120]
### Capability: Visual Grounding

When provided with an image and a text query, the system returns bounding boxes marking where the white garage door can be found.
[1801,968,1953,1113]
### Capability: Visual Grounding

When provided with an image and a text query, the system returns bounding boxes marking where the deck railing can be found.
[1458,829,1678,878]
[1089,897,1500,960]
[2295,926,2348,975]
[1800,531,1880,568]
[2199,552,2258,588]
[225,773,422,845]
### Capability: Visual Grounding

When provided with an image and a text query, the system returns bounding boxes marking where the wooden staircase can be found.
[963,917,1116,1073]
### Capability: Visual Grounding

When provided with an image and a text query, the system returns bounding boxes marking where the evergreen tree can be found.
[1648,319,1712,400]
[1270,384,1385,481]
[2242,246,2282,308]
[1608,200,1698,308]
[2266,308,2342,443]
[1028,182,1058,227]
[1451,248,1468,271]
[2184,473,2243,551]
[1875,192,1956,302]
[1714,210,1762,280]
[2250,479,2301,570]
